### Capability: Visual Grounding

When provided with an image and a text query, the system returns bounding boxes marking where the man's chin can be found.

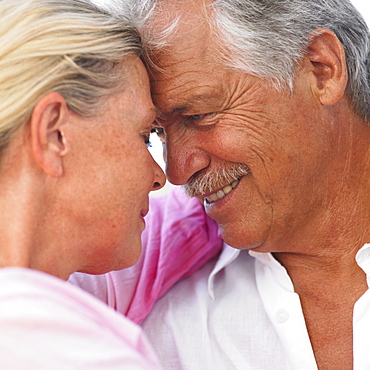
[219,225,266,251]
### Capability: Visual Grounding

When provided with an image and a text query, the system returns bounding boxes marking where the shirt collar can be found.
[207,243,370,298]
[356,243,370,288]
[208,244,240,299]
[207,244,283,299]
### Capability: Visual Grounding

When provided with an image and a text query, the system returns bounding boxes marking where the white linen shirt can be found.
[142,243,370,369]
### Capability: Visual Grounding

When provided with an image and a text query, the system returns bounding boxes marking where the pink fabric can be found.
[0,267,161,369]
[70,187,223,324]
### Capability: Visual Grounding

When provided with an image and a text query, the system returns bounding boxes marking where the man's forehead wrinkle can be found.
[151,58,217,95]
[147,24,214,76]
[150,33,222,85]
[149,32,210,70]
[152,71,219,101]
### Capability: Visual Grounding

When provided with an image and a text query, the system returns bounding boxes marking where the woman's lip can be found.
[140,209,149,218]
[139,209,148,230]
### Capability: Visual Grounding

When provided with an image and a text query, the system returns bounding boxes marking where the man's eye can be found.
[183,113,217,127]
[185,114,205,122]
[189,114,204,121]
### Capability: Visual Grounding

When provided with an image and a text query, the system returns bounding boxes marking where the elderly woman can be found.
[0,0,222,368]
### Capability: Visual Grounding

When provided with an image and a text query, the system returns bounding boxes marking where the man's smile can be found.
[204,178,241,203]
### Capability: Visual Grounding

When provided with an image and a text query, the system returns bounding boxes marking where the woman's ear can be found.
[305,28,348,106]
[30,92,70,177]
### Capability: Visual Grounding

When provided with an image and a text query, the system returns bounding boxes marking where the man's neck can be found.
[274,243,367,298]
[275,242,368,369]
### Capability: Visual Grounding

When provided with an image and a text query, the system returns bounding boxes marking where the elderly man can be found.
[107,0,370,369]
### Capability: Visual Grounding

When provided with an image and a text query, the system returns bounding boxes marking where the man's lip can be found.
[201,178,241,198]
[201,186,225,198]
[196,186,225,199]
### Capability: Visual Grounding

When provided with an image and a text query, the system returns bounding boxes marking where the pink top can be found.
[0,267,161,369]
[70,186,223,324]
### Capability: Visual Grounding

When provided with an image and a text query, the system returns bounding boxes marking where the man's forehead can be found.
[155,0,212,15]
[144,0,223,80]
[147,0,227,115]
[149,0,213,47]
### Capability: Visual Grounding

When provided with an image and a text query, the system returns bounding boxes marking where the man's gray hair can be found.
[121,0,370,121]
[211,0,370,121]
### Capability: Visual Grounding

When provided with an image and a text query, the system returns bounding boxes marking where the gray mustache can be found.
[183,163,250,197]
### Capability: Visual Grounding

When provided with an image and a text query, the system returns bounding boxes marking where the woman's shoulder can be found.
[0,267,136,329]
[0,267,160,368]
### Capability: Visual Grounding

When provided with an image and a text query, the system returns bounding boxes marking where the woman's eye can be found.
[143,134,152,147]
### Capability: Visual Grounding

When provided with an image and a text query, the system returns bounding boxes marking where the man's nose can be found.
[164,135,210,186]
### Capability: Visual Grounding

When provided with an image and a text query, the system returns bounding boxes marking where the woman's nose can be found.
[151,159,166,191]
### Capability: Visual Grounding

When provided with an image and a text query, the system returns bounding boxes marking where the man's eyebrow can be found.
[160,93,219,117]
[155,105,190,121]
[171,105,190,114]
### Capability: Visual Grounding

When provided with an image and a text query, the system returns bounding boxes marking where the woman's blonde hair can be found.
[0,0,142,149]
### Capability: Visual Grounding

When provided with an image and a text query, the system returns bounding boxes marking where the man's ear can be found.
[305,28,348,106]
[30,92,70,177]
